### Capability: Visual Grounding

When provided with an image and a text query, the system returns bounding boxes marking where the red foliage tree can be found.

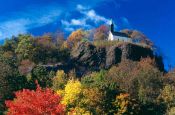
[5,82,65,115]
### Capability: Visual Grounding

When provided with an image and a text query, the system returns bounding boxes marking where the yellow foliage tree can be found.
[56,79,91,114]
[158,84,175,114]
[114,93,140,115]
[115,93,130,115]
[62,80,82,105]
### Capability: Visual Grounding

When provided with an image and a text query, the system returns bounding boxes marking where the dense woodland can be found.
[0,25,175,115]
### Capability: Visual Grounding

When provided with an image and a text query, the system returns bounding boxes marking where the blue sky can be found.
[0,0,174,69]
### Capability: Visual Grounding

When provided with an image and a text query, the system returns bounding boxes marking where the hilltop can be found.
[0,26,174,115]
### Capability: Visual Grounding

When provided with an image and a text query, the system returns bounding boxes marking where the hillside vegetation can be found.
[0,25,174,115]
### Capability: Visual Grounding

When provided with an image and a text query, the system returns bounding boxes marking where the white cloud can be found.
[65,27,75,32]
[61,20,74,32]
[61,4,111,32]
[0,4,61,39]
[0,19,29,39]
[76,4,88,11]
[71,19,86,26]
[61,18,89,32]
[61,14,91,32]
[85,10,110,24]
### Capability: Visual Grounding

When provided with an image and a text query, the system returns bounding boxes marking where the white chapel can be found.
[108,21,132,42]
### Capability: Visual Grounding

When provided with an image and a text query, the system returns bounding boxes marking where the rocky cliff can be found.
[70,42,164,76]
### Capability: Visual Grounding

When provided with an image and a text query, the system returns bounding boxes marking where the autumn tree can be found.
[3,37,18,52]
[159,69,175,114]
[31,34,69,64]
[0,62,14,113]
[107,60,138,95]
[15,34,34,60]
[53,31,65,48]
[31,34,57,64]
[94,25,109,41]
[81,70,118,114]
[107,58,163,114]
[67,29,87,48]
[121,29,153,47]
[0,50,17,68]
[159,85,175,113]
[31,66,54,88]
[52,70,68,90]
[136,58,163,104]
[18,59,35,75]
[0,62,27,114]
[5,82,65,115]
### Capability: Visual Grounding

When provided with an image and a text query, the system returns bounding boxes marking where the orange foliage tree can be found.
[67,29,87,48]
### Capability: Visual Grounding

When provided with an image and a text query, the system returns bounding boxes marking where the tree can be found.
[121,29,153,47]
[107,58,163,114]
[15,34,34,60]
[3,36,18,52]
[136,58,163,104]
[133,58,163,114]
[18,59,35,75]
[31,34,69,64]
[56,79,89,114]
[31,66,54,88]
[67,29,87,48]
[81,70,118,114]
[53,31,65,48]
[107,60,138,96]
[52,70,68,91]
[0,62,14,113]
[94,25,109,41]
[0,62,27,114]
[0,51,17,68]
[5,82,65,115]
[158,84,175,114]
[61,80,82,106]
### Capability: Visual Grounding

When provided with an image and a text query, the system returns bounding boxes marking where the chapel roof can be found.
[112,31,130,38]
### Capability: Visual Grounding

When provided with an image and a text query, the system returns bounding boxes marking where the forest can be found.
[0,25,175,115]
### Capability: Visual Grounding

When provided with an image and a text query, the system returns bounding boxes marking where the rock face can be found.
[71,42,106,75]
[70,42,164,76]
[105,46,122,68]
[119,43,154,61]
